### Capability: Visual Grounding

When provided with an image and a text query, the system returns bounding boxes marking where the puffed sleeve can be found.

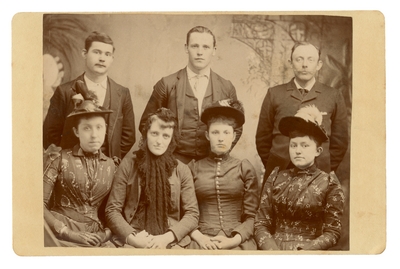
[300,171,345,250]
[254,167,280,250]
[231,159,259,242]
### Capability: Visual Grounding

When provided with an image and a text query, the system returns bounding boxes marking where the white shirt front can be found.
[84,74,107,106]
[294,77,316,93]
[187,66,210,115]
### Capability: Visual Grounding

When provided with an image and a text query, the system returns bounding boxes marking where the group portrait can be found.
[12,11,386,255]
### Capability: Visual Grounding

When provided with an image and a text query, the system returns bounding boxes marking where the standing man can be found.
[43,31,136,163]
[139,26,242,164]
[256,41,348,187]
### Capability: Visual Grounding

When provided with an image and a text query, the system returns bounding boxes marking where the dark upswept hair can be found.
[206,115,237,130]
[140,108,180,153]
[288,130,323,147]
[186,26,216,47]
[290,41,321,61]
[84,31,115,52]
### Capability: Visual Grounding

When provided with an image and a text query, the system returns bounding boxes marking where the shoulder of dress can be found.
[327,170,341,184]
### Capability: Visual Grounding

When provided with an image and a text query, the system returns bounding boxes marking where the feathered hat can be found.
[67,80,113,118]
[201,99,245,128]
[279,105,328,143]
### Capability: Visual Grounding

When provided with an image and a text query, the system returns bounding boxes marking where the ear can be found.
[212,46,216,56]
[316,146,323,157]
[184,44,188,54]
[82,49,87,59]
[316,60,323,71]
[73,127,79,138]
[232,131,237,141]
[205,131,210,141]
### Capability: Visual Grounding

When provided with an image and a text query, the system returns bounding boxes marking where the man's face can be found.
[185,32,216,72]
[147,118,174,156]
[73,115,107,153]
[290,44,323,83]
[289,136,322,170]
[82,41,114,77]
[206,120,236,156]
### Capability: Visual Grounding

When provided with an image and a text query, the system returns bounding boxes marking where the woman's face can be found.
[206,120,236,155]
[147,118,174,156]
[73,115,107,153]
[289,135,322,169]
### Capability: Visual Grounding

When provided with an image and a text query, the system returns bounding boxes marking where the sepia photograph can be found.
[11,10,385,258]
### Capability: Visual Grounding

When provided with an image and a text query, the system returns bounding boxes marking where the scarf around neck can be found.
[136,146,178,235]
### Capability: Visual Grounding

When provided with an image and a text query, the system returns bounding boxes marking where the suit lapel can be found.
[288,78,321,102]
[302,82,321,102]
[288,79,303,101]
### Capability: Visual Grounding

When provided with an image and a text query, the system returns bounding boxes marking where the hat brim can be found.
[201,106,245,127]
[66,109,113,118]
[279,116,328,143]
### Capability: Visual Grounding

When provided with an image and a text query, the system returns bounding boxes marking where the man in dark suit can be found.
[139,26,241,164]
[43,31,136,162]
[256,41,348,187]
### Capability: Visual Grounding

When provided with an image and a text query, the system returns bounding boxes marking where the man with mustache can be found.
[139,26,241,164]
[255,42,349,191]
[43,31,136,164]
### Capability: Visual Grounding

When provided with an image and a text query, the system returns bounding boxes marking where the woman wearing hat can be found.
[254,105,344,250]
[187,99,259,250]
[43,99,116,247]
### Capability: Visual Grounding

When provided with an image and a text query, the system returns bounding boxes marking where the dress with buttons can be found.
[188,152,259,250]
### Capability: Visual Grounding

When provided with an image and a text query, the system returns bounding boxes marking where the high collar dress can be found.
[188,152,259,250]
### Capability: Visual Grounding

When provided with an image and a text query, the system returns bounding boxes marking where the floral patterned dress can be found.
[254,164,344,250]
[43,145,116,246]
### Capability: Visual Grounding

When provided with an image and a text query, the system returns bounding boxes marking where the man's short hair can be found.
[85,31,115,52]
[186,26,216,47]
[290,41,321,60]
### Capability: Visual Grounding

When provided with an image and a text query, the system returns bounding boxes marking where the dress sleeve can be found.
[43,154,63,234]
[167,163,199,242]
[105,157,136,239]
[301,171,345,250]
[231,159,259,242]
[254,167,280,250]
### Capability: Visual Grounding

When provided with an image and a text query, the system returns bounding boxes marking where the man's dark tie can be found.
[299,88,307,97]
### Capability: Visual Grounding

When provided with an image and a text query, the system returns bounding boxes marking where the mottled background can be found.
[42,13,352,250]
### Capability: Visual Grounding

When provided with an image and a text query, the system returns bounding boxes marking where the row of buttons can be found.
[215,161,224,227]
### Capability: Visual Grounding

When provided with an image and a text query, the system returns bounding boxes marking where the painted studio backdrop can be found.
[42,13,352,250]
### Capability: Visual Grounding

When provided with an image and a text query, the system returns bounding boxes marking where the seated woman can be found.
[254,105,345,250]
[105,108,199,249]
[43,99,116,247]
[188,100,259,250]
